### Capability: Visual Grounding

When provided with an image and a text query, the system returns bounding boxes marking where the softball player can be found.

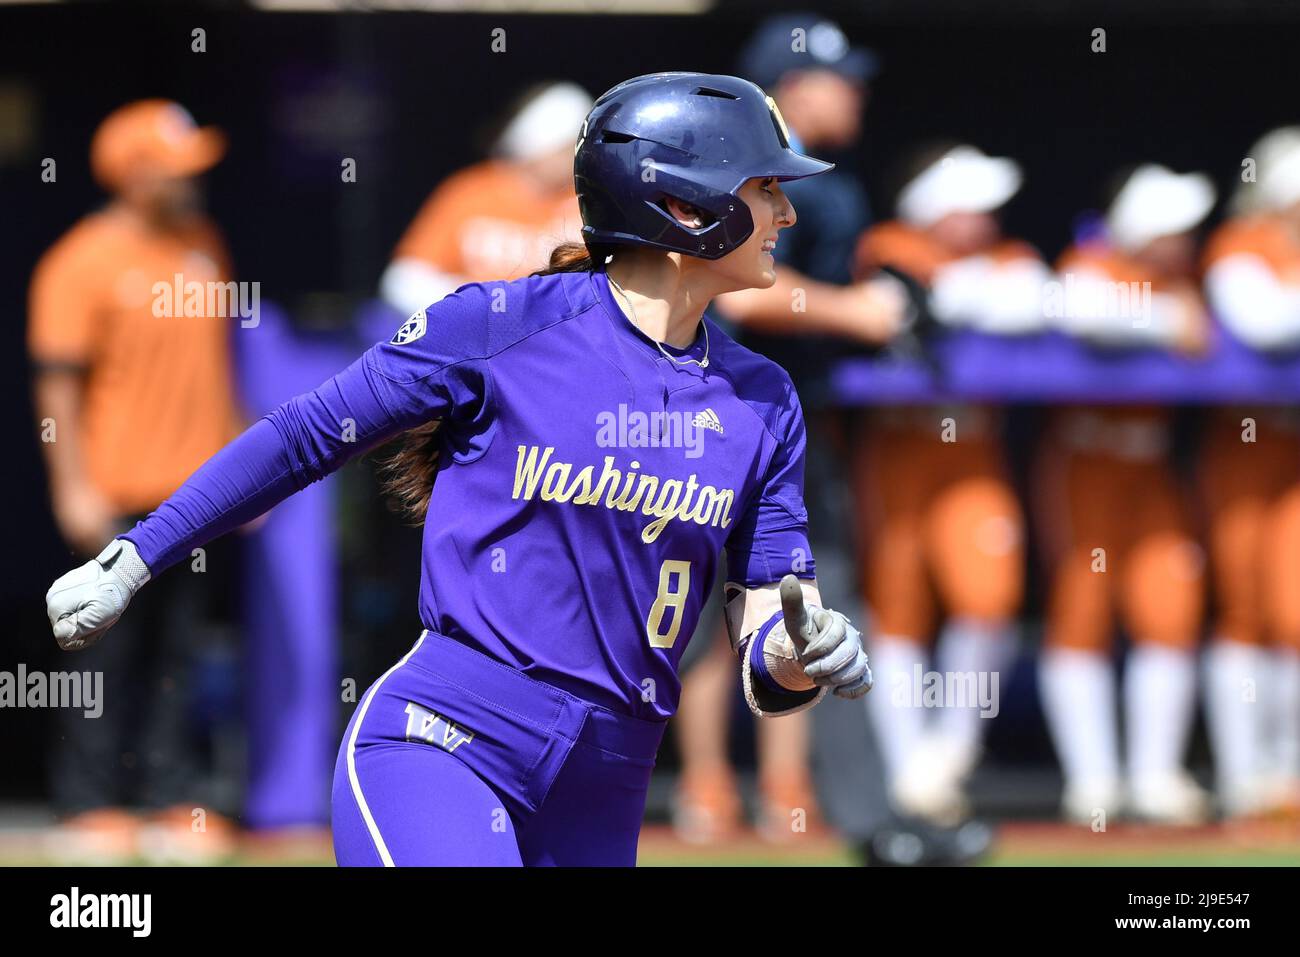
[1199,127,1300,817]
[44,72,872,866]
[850,144,1039,824]
[1038,165,1214,824]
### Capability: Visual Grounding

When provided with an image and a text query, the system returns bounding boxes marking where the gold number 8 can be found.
[646,559,692,649]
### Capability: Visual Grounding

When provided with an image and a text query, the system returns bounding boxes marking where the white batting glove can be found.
[779,575,873,700]
[46,538,151,651]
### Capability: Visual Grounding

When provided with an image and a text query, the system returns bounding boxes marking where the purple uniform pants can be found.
[332,631,667,866]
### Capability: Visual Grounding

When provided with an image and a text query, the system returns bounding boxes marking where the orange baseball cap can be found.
[90,99,226,190]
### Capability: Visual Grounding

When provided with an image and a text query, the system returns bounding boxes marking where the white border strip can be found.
[346,630,429,867]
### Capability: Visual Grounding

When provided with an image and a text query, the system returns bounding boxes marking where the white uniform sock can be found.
[1268,647,1300,779]
[934,617,1016,768]
[1125,643,1198,786]
[865,635,928,783]
[1202,639,1266,812]
[1039,647,1121,796]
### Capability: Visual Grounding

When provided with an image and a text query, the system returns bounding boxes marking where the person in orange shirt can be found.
[1199,128,1300,817]
[1038,164,1214,825]
[378,82,592,315]
[29,99,242,861]
[850,144,1044,824]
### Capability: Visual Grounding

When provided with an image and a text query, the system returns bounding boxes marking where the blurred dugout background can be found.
[5,0,1300,864]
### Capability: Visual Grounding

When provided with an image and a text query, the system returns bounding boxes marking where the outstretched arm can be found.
[45,353,418,650]
[122,352,411,575]
[46,284,496,651]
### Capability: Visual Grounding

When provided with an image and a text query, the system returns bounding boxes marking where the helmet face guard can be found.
[574,72,834,260]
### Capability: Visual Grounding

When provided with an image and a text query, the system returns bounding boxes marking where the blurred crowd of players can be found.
[25,11,1300,863]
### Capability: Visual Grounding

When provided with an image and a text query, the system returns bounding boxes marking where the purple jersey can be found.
[124,266,814,719]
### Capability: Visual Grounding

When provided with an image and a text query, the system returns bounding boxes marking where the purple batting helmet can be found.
[574,72,833,260]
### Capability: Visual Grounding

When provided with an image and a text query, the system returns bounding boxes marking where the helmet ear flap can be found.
[637,177,754,259]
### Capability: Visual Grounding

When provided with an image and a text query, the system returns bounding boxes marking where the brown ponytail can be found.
[376,240,615,524]
[529,240,615,276]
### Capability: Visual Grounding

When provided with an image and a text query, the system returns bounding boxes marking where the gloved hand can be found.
[778,574,873,700]
[46,538,151,651]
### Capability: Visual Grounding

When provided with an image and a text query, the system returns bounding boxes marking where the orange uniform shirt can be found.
[394,159,581,282]
[1202,214,1300,278]
[1057,243,1181,290]
[29,210,240,514]
[854,219,1039,285]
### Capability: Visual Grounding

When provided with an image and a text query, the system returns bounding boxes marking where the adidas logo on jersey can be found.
[691,408,724,435]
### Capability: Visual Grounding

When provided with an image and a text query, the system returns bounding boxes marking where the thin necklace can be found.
[606,272,710,369]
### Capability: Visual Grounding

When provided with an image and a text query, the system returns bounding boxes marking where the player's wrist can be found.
[101,537,151,593]
[747,610,815,694]
[740,629,827,718]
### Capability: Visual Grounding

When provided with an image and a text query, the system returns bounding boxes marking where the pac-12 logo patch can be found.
[392,309,427,345]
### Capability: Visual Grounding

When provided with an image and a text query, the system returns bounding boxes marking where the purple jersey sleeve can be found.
[121,286,494,573]
[723,379,816,587]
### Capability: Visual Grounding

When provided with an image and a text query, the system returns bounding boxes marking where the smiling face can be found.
[674,176,795,294]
